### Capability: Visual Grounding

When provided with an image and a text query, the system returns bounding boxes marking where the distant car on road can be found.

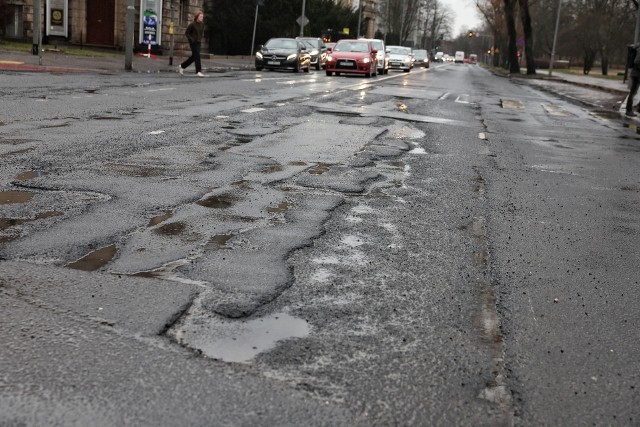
[296,37,327,70]
[413,49,430,68]
[454,51,465,63]
[358,38,389,74]
[469,53,478,64]
[325,39,378,77]
[255,38,311,73]
[434,51,444,62]
[387,45,413,72]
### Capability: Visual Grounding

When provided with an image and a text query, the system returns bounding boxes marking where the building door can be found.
[86,0,115,46]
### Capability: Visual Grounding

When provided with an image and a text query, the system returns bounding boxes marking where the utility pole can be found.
[251,0,260,56]
[32,0,42,64]
[125,0,135,71]
[635,0,640,44]
[548,0,561,77]
[357,0,363,38]
[169,0,175,66]
[300,0,306,36]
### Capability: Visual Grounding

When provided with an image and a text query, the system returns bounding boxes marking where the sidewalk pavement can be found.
[0,48,253,74]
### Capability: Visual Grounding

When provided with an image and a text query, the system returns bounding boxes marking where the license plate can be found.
[339,61,351,66]
[267,61,279,65]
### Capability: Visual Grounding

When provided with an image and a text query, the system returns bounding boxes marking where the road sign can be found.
[296,15,309,27]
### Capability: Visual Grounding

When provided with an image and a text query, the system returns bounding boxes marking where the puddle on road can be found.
[205,234,234,250]
[147,210,173,227]
[398,103,408,113]
[288,161,307,166]
[308,163,330,175]
[266,202,289,213]
[0,211,63,231]
[197,195,234,209]
[66,244,117,271]
[0,191,35,204]
[1,148,35,158]
[107,164,164,177]
[261,164,284,173]
[14,170,47,180]
[176,312,310,363]
[154,221,186,236]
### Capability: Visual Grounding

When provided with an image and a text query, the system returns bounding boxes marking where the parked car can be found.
[325,39,378,77]
[358,38,389,74]
[387,45,413,72]
[255,38,311,73]
[413,49,430,68]
[296,37,327,70]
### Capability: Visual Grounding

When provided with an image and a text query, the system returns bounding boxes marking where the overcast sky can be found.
[440,0,482,36]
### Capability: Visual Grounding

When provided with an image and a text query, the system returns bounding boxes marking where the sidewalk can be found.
[0,48,254,74]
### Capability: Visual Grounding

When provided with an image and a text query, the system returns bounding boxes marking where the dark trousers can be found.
[627,75,640,112]
[181,42,201,73]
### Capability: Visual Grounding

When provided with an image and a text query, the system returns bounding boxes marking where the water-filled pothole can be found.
[197,195,234,208]
[0,191,35,204]
[66,244,117,271]
[266,202,289,213]
[175,312,310,363]
[148,210,173,227]
[14,170,47,180]
[308,163,330,175]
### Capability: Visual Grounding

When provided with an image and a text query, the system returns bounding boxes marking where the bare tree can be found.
[378,0,421,44]
[503,0,520,73]
[419,0,452,50]
[518,0,536,73]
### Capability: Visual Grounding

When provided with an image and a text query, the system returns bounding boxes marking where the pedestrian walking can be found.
[626,43,640,117]
[178,11,205,77]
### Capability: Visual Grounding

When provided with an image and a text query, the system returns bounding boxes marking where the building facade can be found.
[1,0,203,51]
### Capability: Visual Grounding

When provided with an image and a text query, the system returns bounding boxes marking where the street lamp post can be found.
[125,0,135,71]
[357,0,363,38]
[548,0,562,77]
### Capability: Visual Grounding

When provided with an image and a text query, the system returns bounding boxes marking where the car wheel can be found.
[256,66,263,71]
[304,64,310,73]
[315,62,321,70]
[326,71,332,76]
[404,68,410,73]
[384,67,389,74]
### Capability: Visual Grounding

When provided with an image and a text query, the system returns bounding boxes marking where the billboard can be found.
[139,0,163,45]
[46,0,68,37]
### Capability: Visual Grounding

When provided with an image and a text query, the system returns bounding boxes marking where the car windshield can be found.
[334,41,369,53]
[389,46,410,55]
[299,39,320,49]
[301,40,319,50]
[414,50,427,59]
[266,39,298,49]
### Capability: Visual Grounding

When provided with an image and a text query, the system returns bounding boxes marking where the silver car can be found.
[387,45,413,72]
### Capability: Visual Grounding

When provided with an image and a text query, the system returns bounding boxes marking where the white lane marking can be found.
[148,130,165,135]
[147,88,176,92]
[439,92,450,100]
[455,94,470,104]
[478,132,487,140]
[241,107,265,113]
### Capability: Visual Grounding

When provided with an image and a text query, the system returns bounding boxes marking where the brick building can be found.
[1,0,204,52]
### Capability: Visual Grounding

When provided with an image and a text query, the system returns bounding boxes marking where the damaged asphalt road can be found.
[1,64,639,425]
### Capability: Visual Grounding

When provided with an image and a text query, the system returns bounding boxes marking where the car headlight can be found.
[326,55,333,62]
[311,49,319,55]
[359,57,370,63]
[256,52,263,59]
[287,54,297,61]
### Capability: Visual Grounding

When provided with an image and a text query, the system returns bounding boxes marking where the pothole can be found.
[174,312,310,363]
[66,244,117,271]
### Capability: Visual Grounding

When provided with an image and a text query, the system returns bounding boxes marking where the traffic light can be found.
[468,31,473,38]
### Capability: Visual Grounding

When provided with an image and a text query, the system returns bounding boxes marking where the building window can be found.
[179,0,189,26]
[4,5,24,38]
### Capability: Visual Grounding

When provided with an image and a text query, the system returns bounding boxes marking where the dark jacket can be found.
[185,21,204,45]
[631,44,640,78]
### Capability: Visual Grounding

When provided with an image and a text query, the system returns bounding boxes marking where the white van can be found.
[359,38,389,74]
[454,51,465,63]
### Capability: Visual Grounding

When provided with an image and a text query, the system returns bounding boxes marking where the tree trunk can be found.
[503,0,519,73]
[518,0,536,75]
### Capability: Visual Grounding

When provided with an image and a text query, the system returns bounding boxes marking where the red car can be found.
[325,39,378,77]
